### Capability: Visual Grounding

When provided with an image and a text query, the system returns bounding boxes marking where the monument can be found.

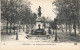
[34,6,45,35]
[27,6,50,38]
[36,6,44,29]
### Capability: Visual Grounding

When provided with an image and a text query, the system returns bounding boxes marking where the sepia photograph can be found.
[0,0,80,50]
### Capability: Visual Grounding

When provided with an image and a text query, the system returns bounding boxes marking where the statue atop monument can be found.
[38,6,42,17]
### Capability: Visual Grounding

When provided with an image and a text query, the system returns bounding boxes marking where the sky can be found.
[23,0,56,20]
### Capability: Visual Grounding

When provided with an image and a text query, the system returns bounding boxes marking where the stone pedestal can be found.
[36,17,43,29]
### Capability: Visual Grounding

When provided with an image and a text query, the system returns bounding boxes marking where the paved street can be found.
[1,29,59,45]
[1,29,80,46]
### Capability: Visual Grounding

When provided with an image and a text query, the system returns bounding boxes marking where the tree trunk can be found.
[10,23,12,35]
[23,25,24,31]
[74,26,76,37]
[69,23,71,35]
[19,25,20,32]
[16,26,18,40]
[73,21,76,37]
[66,23,68,34]
[54,29,57,41]
[14,23,15,35]
[6,20,8,34]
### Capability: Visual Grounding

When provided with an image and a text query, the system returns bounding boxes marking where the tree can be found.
[52,0,80,36]
[1,0,32,40]
[1,0,9,34]
[2,0,17,34]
